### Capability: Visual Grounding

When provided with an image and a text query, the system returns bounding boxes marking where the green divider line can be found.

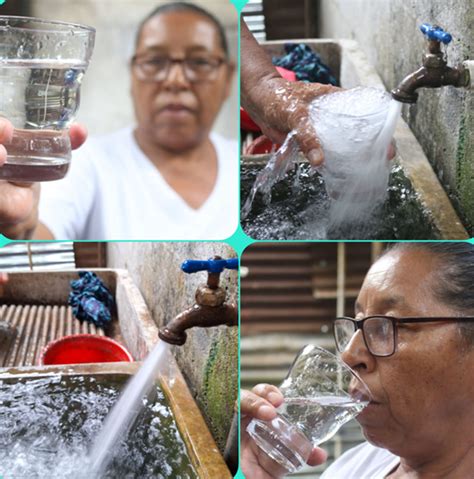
[230,0,249,12]
[0,234,11,248]
[234,469,246,479]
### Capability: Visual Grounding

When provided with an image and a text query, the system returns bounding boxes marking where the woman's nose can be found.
[163,61,191,90]
[340,329,376,372]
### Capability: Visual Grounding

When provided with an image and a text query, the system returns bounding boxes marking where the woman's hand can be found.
[0,119,87,239]
[244,77,340,167]
[241,384,327,479]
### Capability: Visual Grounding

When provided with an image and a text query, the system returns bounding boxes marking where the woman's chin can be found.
[155,134,201,153]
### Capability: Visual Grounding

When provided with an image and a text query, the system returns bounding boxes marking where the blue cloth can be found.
[272,43,338,86]
[68,271,114,328]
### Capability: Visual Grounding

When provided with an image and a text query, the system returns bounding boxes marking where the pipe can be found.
[158,303,238,346]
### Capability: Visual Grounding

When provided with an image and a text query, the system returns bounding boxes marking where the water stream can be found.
[0,343,197,478]
[89,341,171,476]
[242,88,404,237]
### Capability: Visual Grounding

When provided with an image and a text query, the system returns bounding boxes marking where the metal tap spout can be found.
[391,24,470,104]
[158,256,238,346]
[158,302,237,346]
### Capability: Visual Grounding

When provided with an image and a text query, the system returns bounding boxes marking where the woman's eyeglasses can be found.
[131,54,226,83]
[334,315,474,357]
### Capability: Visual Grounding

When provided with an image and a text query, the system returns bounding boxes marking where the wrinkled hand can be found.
[245,77,340,167]
[0,119,87,239]
[241,384,327,479]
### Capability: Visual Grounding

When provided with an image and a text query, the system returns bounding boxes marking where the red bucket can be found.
[40,334,133,366]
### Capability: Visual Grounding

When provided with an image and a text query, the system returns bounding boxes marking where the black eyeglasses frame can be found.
[334,315,474,357]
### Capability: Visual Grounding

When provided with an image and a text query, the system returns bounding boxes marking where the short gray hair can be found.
[385,242,474,347]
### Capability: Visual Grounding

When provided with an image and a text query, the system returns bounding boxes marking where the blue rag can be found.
[68,271,114,328]
[272,43,338,86]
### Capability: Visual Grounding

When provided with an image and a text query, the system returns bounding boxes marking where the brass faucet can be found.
[158,256,238,345]
[391,23,470,104]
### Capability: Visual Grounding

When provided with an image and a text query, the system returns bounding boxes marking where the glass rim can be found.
[0,15,95,35]
[311,91,391,120]
[292,344,372,401]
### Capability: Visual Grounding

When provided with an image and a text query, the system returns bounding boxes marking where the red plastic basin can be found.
[40,334,133,365]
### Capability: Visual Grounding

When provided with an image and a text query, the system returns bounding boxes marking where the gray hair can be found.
[135,2,229,57]
[385,242,474,347]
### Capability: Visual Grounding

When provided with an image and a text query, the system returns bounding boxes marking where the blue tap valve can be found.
[420,23,452,44]
[181,258,239,274]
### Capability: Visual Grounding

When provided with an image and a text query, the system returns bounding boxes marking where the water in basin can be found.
[241,162,438,240]
[0,373,197,478]
[242,87,413,238]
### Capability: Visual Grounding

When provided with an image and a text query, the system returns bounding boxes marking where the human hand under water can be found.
[240,383,327,479]
[244,77,341,167]
[241,21,396,168]
[0,118,87,239]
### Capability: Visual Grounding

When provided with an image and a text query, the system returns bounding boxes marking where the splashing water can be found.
[89,341,171,476]
[313,90,402,229]
[0,364,197,478]
[242,87,403,233]
[241,132,302,220]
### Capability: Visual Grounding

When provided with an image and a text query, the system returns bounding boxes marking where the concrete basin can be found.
[0,269,231,478]
[242,39,468,239]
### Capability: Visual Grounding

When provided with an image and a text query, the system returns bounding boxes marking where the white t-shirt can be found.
[39,127,238,240]
[321,442,399,479]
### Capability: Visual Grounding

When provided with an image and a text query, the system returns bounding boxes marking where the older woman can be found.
[0,2,236,240]
[241,242,474,478]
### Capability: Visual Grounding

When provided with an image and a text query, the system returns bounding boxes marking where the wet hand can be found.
[245,77,340,167]
[240,384,327,479]
[0,120,87,239]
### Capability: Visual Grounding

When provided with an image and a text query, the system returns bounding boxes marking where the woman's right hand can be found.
[241,384,327,479]
[0,119,87,239]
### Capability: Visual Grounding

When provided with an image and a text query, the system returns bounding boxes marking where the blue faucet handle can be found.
[420,23,452,44]
[181,258,239,274]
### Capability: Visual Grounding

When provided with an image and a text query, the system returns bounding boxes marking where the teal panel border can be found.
[230,0,249,13]
[0,234,11,248]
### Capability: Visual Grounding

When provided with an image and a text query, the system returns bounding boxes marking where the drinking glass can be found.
[0,16,95,181]
[309,87,393,200]
[246,345,372,474]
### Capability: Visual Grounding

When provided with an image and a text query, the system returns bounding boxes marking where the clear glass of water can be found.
[0,16,95,181]
[246,345,372,474]
[309,87,393,200]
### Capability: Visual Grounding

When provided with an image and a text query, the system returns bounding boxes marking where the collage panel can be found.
[0,0,238,241]
[0,0,471,478]
[0,241,238,477]
[240,241,474,478]
[240,1,472,241]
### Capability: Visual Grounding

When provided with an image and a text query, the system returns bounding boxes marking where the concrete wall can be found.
[31,0,238,140]
[316,0,473,230]
[106,242,238,456]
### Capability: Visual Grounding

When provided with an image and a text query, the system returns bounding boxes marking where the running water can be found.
[0,366,197,478]
[242,87,403,235]
[88,341,171,476]
[241,131,301,220]
[321,95,403,230]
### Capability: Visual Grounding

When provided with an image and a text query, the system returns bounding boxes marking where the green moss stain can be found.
[456,107,474,231]
[200,332,238,452]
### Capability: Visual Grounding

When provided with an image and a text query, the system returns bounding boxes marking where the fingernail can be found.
[267,392,281,404]
[259,405,276,419]
[0,119,12,142]
[308,149,323,167]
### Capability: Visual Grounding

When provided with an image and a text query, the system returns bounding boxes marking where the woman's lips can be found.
[158,104,195,116]
[357,401,383,421]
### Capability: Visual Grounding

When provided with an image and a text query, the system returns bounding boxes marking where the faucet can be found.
[391,23,471,103]
[158,256,238,345]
